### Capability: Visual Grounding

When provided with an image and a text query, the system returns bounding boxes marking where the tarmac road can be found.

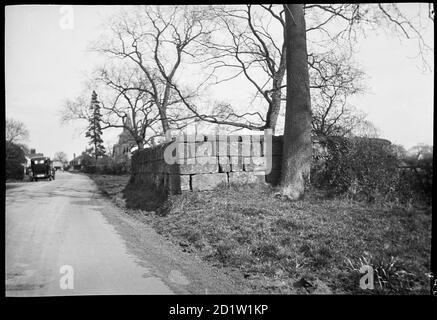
[5,171,242,296]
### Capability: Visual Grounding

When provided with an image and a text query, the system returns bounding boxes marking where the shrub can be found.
[396,165,432,205]
[83,165,96,174]
[344,253,424,294]
[311,136,433,204]
[105,161,128,175]
[312,137,399,201]
[5,142,26,180]
[6,160,24,180]
[82,156,130,175]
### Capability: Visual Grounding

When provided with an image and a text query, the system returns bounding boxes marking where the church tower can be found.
[118,114,134,145]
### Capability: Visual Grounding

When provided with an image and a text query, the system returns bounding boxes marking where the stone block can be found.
[187,163,218,174]
[251,139,264,157]
[218,156,229,164]
[196,140,216,158]
[216,139,228,157]
[243,156,266,172]
[191,173,228,191]
[228,171,264,184]
[168,174,191,193]
[195,156,218,165]
[185,134,207,142]
[240,135,252,157]
[228,141,241,156]
[229,156,241,164]
[217,156,231,172]
[181,140,217,159]
[213,134,228,141]
[168,161,219,175]
[180,175,191,191]
[229,156,243,172]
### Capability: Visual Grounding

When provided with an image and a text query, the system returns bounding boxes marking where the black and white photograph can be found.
[4,3,434,302]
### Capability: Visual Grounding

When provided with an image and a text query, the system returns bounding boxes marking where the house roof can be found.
[70,154,84,163]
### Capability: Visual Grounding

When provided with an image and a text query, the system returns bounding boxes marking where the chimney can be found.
[73,153,76,159]
[30,149,36,155]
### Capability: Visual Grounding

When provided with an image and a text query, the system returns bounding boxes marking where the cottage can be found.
[69,153,84,170]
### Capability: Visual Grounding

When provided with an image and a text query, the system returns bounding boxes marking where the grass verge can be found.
[88,173,432,294]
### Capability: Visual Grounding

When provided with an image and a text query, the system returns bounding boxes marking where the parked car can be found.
[30,157,55,181]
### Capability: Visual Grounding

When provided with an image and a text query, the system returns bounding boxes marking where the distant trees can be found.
[309,52,366,137]
[62,65,165,150]
[80,147,96,168]
[5,118,29,180]
[6,142,26,163]
[6,118,29,145]
[6,118,29,159]
[5,142,26,180]
[85,91,106,161]
[406,144,433,166]
[53,151,69,165]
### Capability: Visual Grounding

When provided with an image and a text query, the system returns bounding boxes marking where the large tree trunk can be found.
[137,140,144,150]
[279,4,312,200]
[265,54,286,134]
[156,102,170,133]
[265,86,282,134]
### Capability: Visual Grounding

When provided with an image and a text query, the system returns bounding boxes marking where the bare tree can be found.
[61,95,93,123]
[6,118,29,145]
[350,119,380,139]
[407,144,433,163]
[6,118,29,159]
[200,5,287,133]
[303,3,433,71]
[200,5,369,134]
[92,6,217,134]
[198,4,432,135]
[62,64,164,150]
[53,151,68,164]
[309,51,366,137]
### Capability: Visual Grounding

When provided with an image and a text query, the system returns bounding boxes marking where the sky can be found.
[5,5,434,161]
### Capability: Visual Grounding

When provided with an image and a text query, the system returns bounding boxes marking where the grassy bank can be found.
[88,173,432,294]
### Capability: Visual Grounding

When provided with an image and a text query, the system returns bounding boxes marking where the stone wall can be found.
[131,134,283,194]
[130,134,329,193]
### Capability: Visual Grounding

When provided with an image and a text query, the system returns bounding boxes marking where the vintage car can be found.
[30,157,55,181]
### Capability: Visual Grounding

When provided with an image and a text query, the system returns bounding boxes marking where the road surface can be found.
[6,171,242,296]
